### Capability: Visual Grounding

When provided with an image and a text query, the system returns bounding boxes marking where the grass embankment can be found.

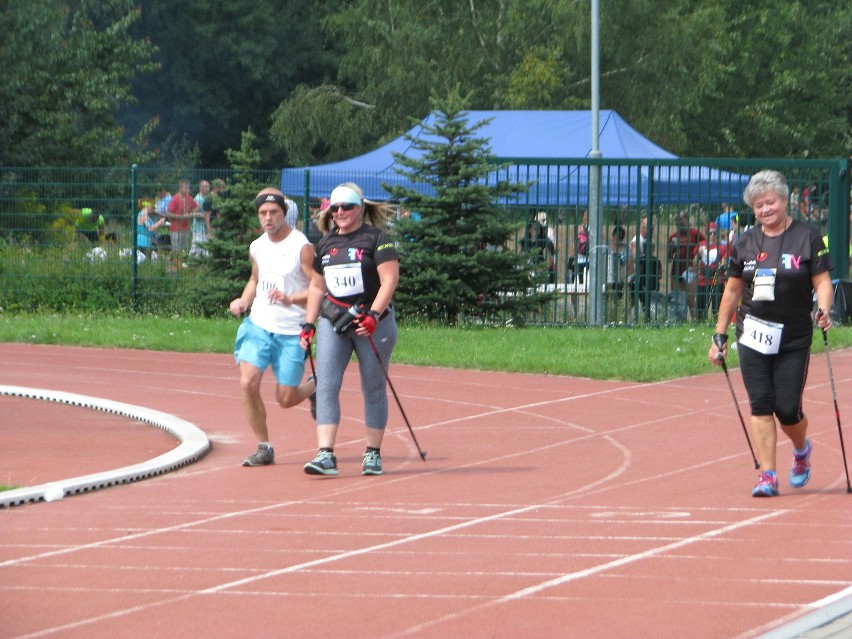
[1,312,850,382]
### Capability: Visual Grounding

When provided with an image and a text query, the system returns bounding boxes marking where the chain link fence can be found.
[1,159,848,324]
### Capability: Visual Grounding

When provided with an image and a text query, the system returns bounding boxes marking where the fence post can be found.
[130,164,138,312]
[827,158,850,280]
[302,169,311,234]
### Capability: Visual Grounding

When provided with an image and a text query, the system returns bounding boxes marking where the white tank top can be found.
[248,229,311,335]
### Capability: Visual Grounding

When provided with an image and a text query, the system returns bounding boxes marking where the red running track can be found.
[1,343,851,639]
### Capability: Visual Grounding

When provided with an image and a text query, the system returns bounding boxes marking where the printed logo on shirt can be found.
[756,252,768,262]
[781,253,802,270]
[377,242,394,252]
[743,259,757,272]
[348,247,365,261]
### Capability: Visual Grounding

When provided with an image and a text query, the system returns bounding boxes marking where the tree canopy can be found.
[0,0,156,167]
[3,0,850,168]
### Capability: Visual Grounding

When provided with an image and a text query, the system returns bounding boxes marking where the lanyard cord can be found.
[757,217,790,272]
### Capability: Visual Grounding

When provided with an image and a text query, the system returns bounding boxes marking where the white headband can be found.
[329,186,362,207]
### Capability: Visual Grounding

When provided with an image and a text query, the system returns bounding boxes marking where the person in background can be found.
[136,200,166,260]
[298,182,399,477]
[191,179,213,257]
[788,187,800,214]
[605,225,627,296]
[209,178,226,227]
[521,218,556,284]
[165,178,198,270]
[537,210,557,282]
[284,194,300,231]
[628,216,660,310]
[152,187,172,251]
[668,210,705,296]
[189,180,213,257]
[154,187,172,216]
[689,222,728,321]
[75,207,106,243]
[714,202,738,234]
[567,209,589,284]
[229,188,317,467]
[708,170,833,497]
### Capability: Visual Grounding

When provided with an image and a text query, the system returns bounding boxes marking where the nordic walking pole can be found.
[714,334,760,469]
[366,335,427,461]
[817,311,852,493]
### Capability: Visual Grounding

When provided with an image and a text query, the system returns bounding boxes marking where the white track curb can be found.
[0,385,210,508]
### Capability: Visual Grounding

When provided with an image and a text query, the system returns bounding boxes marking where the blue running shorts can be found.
[234,317,305,387]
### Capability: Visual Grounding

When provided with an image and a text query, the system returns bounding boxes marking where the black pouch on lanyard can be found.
[320,296,363,335]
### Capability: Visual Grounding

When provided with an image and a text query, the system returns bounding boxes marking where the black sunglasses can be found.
[330,202,358,213]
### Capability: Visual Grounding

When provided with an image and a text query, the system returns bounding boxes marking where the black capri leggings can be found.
[737,344,810,426]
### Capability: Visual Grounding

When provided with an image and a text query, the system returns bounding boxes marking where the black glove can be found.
[712,333,728,350]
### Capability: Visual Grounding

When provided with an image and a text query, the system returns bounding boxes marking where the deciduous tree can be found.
[0,0,156,167]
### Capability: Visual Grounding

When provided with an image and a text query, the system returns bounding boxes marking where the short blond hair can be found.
[743,170,789,208]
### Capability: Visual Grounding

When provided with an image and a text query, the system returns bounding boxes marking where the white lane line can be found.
[390,510,787,638]
[2,440,631,638]
[500,510,786,600]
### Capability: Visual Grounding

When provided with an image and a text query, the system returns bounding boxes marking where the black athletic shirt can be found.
[727,218,832,351]
[313,224,398,307]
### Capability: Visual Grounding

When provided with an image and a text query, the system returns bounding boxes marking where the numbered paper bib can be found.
[740,314,783,355]
[257,275,284,305]
[324,263,365,298]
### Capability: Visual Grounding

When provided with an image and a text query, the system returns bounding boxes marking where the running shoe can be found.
[307,375,317,419]
[790,439,812,488]
[751,471,779,497]
[304,450,338,476]
[242,443,274,467]
[362,450,383,476]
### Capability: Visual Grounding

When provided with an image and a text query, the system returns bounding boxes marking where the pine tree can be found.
[386,92,550,325]
[192,129,272,315]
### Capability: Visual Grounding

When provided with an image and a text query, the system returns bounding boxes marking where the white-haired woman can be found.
[709,170,834,497]
[299,183,399,476]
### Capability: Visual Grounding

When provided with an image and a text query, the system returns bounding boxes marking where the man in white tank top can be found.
[229,188,317,466]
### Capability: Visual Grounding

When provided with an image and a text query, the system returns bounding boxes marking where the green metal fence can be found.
[489,157,850,325]
[1,159,848,324]
[0,166,280,315]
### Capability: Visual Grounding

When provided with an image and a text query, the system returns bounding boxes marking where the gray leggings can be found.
[314,308,397,429]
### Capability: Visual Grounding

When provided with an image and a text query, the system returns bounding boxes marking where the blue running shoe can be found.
[752,471,779,497]
[361,450,383,476]
[790,439,812,488]
[304,450,338,476]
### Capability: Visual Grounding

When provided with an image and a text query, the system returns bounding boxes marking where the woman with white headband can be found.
[299,182,400,476]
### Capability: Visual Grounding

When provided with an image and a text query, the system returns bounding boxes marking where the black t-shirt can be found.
[727,219,831,350]
[313,224,398,306]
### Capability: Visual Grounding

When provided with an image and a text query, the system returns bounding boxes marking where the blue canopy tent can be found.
[280,110,749,206]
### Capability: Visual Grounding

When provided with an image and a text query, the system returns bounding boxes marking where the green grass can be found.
[1,312,851,382]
